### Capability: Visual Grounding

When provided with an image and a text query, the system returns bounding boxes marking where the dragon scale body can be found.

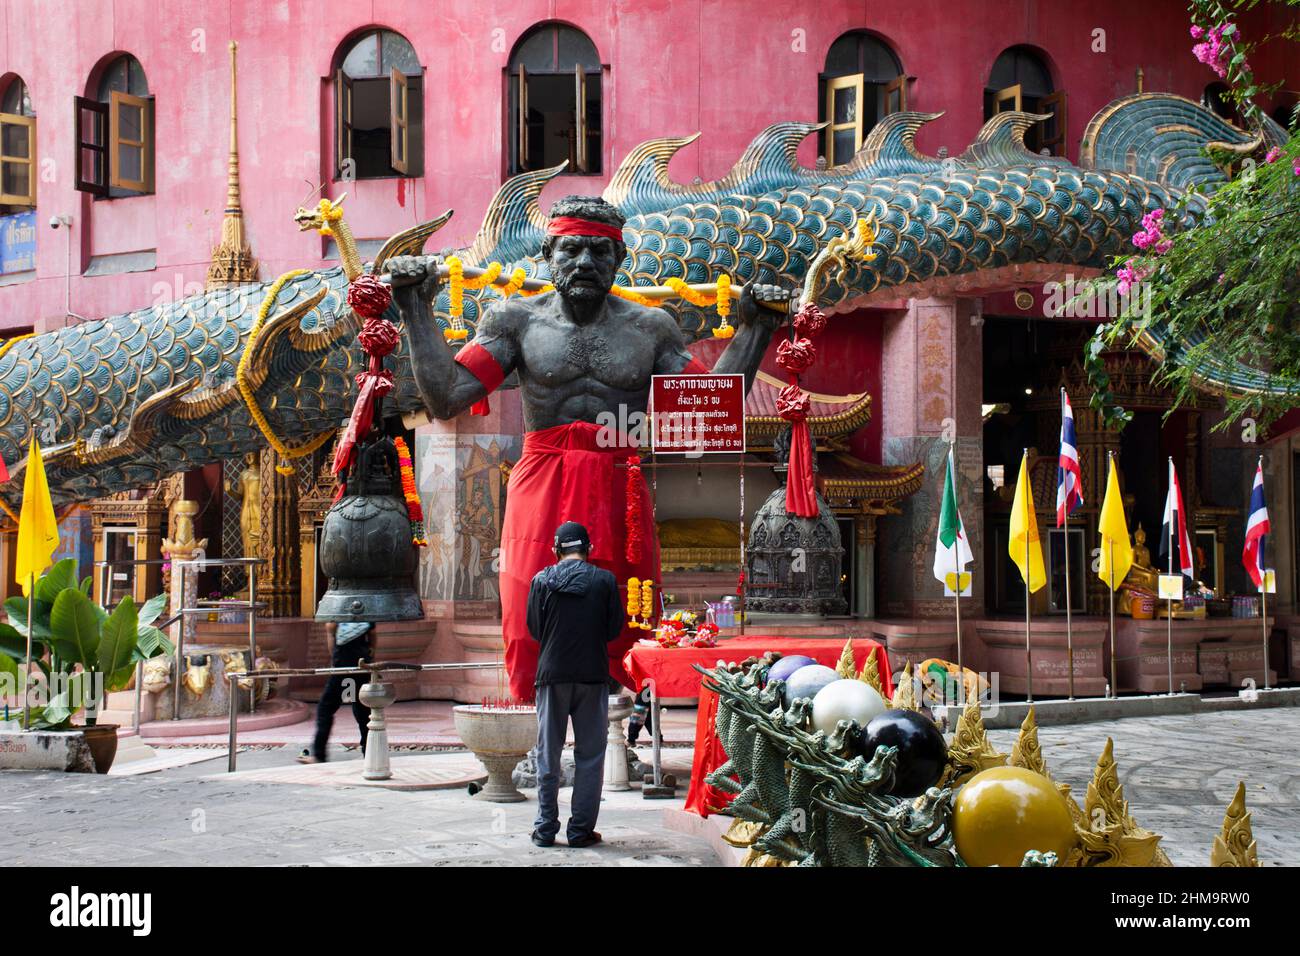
[0,94,1269,506]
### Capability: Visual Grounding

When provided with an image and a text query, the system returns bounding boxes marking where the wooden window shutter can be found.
[884,75,907,115]
[390,67,409,175]
[74,95,108,196]
[1040,91,1067,156]
[335,69,354,179]
[109,90,152,193]
[573,66,588,173]
[995,84,1022,114]
[825,74,864,167]
[516,65,529,172]
[0,112,37,206]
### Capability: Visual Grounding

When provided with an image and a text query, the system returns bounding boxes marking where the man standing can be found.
[526,521,624,848]
[389,196,788,700]
[298,621,372,763]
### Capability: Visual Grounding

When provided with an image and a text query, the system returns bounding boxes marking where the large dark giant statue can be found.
[389,196,790,698]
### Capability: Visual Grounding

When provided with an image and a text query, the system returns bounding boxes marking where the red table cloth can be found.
[621,636,893,817]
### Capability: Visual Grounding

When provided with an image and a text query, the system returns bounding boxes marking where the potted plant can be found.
[1,558,173,772]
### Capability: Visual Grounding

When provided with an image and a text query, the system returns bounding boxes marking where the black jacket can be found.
[526,558,624,686]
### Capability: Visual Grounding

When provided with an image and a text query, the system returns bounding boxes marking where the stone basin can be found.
[452,704,538,803]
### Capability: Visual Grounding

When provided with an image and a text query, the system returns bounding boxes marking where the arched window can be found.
[334,29,423,179]
[819,32,905,167]
[0,76,36,208]
[75,54,154,196]
[508,24,602,174]
[984,47,1065,155]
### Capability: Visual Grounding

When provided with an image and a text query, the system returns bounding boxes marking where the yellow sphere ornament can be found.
[952,766,1077,867]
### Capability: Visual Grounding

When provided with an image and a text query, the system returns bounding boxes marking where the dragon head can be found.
[294,195,346,235]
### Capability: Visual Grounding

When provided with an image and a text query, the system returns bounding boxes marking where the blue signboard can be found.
[0,210,36,275]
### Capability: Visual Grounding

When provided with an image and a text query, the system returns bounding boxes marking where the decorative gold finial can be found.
[835,639,857,679]
[890,660,917,710]
[207,40,259,288]
[858,651,882,694]
[1074,737,1170,866]
[1010,707,1084,827]
[939,690,1007,787]
[1210,782,1259,867]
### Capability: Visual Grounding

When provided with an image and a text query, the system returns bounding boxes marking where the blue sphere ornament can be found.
[858,709,948,797]
[781,664,839,706]
[765,655,816,686]
[811,679,887,734]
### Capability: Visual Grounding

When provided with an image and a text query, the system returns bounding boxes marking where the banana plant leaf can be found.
[97,599,138,693]
[48,589,100,673]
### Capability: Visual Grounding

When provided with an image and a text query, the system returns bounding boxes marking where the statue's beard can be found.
[553,270,612,305]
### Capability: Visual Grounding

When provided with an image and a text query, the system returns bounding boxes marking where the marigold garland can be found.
[627,576,642,628]
[392,436,427,546]
[237,269,336,475]
[712,273,734,338]
[640,578,655,630]
[314,197,344,237]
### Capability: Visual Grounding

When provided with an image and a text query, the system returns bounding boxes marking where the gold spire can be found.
[939,690,1007,787]
[890,660,918,710]
[834,639,856,679]
[857,651,882,694]
[208,40,259,289]
[1210,782,1259,867]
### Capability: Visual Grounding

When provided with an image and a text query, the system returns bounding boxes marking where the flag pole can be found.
[1259,454,1270,691]
[22,571,33,730]
[1166,456,1175,696]
[1061,388,1074,700]
[950,443,963,704]
[1107,449,1117,699]
[1023,447,1033,704]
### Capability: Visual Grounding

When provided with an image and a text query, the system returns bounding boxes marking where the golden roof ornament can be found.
[939,690,1007,787]
[890,660,918,710]
[1210,781,1258,867]
[207,41,259,289]
[835,639,857,679]
[857,651,882,694]
[1075,737,1171,867]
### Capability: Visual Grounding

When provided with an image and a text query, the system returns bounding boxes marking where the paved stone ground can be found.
[985,709,1300,866]
[0,746,711,867]
[0,709,1295,866]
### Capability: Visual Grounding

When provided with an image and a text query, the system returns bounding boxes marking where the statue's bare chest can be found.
[519,317,655,393]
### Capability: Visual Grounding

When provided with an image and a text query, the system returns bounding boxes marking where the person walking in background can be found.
[526,521,624,848]
[298,621,373,763]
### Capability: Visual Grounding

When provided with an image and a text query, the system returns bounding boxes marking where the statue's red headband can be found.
[545,216,624,241]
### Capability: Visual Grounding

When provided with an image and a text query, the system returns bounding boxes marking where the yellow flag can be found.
[1008,451,1046,593]
[1097,456,1133,589]
[15,436,59,596]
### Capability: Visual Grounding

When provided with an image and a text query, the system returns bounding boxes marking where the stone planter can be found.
[452,704,537,803]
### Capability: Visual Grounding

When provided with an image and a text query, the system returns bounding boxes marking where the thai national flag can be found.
[1055,390,1083,527]
[1243,460,1270,589]
[1158,460,1195,580]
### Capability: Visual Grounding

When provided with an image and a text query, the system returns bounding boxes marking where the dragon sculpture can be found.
[0,93,1283,507]
[699,649,1254,867]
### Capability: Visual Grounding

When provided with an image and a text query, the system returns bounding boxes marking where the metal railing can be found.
[222,661,507,776]
[95,555,266,730]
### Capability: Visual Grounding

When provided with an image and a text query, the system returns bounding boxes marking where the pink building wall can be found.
[0,0,1293,335]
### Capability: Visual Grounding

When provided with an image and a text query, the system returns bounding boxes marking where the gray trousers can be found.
[533,682,609,841]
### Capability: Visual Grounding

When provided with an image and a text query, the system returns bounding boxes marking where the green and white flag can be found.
[934,447,973,596]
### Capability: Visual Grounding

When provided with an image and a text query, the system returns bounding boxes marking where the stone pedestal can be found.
[453,704,537,803]
[360,679,396,780]
[605,693,634,792]
[977,618,1109,697]
[150,643,252,720]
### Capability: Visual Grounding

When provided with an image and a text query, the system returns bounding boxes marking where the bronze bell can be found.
[315,434,424,622]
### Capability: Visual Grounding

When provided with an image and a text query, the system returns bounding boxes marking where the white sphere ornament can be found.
[780,664,840,705]
[811,679,887,735]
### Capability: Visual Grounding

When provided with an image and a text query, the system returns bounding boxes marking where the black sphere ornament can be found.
[858,709,947,797]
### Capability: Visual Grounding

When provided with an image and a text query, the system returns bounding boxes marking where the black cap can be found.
[553,521,591,555]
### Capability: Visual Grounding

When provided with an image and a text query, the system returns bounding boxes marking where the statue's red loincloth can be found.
[455,342,707,699]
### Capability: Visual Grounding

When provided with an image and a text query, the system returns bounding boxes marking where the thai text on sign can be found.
[650,373,746,454]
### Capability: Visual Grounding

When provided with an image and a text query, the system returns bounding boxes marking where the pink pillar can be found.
[878,297,984,618]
